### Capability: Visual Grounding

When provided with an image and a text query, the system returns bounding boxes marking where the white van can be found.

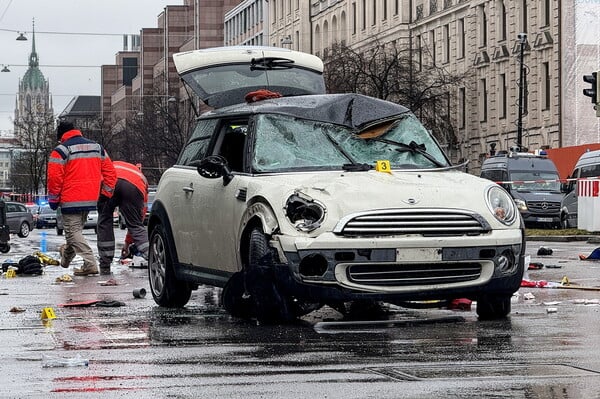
[560,150,600,228]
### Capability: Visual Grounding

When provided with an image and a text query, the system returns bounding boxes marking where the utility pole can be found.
[516,33,527,151]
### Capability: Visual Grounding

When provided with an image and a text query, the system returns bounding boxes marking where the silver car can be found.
[147,47,525,322]
[4,201,34,238]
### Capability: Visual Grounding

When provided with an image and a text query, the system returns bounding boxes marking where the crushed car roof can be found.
[203,93,411,130]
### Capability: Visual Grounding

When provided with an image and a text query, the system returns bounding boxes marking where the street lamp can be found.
[1,65,10,73]
[516,32,527,152]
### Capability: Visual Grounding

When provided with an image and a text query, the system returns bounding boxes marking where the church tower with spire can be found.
[13,20,54,135]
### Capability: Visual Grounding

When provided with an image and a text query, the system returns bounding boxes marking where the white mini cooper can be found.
[148,46,525,322]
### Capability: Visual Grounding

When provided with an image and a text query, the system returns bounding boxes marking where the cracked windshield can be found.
[252,113,450,172]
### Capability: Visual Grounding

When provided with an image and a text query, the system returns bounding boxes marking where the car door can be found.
[170,119,249,273]
[5,203,19,233]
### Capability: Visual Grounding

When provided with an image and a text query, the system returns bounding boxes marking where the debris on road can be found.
[98,278,118,286]
[537,247,553,256]
[55,274,73,283]
[33,251,60,266]
[9,306,25,313]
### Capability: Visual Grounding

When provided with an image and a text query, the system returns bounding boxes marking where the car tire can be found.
[0,243,9,253]
[18,222,30,238]
[560,212,570,229]
[476,294,511,320]
[148,223,192,308]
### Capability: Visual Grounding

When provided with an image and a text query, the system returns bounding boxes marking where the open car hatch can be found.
[173,46,326,109]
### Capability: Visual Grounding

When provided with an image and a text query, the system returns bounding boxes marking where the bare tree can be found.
[323,41,472,155]
[116,95,193,185]
[11,110,55,199]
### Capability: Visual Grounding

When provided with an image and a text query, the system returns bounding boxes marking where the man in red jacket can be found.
[96,161,149,275]
[48,120,116,276]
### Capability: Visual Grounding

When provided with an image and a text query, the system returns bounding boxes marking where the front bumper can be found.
[271,230,525,302]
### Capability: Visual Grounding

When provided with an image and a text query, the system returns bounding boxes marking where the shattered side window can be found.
[253,115,349,172]
[178,119,218,166]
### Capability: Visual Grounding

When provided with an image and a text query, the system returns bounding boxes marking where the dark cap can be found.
[56,120,74,141]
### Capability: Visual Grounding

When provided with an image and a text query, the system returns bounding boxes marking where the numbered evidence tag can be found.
[41,307,56,320]
[375,160,392,173]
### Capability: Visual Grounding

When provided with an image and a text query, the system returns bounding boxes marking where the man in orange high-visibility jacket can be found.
[96,161,148,275]
[48,120,116,276]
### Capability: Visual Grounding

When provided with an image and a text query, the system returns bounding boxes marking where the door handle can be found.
[183,185,194,193]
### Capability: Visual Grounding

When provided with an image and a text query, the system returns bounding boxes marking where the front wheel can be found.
[148,223,192,307]
[18,222,30,238]
[476,294,512,320]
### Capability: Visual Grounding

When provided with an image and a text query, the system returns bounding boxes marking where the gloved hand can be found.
[49,202,58,210]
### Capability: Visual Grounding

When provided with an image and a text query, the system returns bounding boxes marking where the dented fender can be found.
[239,200,279,238]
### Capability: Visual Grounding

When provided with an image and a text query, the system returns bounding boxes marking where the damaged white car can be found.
[148,46,525,322]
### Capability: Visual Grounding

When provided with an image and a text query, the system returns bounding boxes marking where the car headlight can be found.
[513,198,528,212]
[486,186,517,225]
[285,193,326,232]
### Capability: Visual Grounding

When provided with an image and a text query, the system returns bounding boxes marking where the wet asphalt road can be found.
[2,228,600,398]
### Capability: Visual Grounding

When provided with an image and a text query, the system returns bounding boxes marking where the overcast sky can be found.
[0,0,182,133]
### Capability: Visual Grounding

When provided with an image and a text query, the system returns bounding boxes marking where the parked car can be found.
[56,208,98,235]
[35,205,58,228]
[4,201,34,238]
[147,46,525,322]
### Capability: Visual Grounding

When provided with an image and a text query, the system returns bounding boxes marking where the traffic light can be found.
[583,72,600,117]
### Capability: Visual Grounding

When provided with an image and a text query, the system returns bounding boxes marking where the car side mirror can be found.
[192,155,234,186]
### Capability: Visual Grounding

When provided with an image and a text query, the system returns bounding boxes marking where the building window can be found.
[542,0,551,27]
[394,0,399,15]
[383,0,388,20]
[479,78,488,122]
[457,19,465,59]
[362,0,366,30]
[459,87,466,129]
[499,73,507,119]
[352,2,357,34]
[478,5,487,47]
[443,24,450,63]
[416,34,422,71]
[542,62,551,110]
[372,0,377,25]
[429,30,436,66]
[498,0,507,41]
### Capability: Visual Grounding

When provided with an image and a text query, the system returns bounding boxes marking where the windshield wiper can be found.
[367,137,447,168]
[342,163,373,171]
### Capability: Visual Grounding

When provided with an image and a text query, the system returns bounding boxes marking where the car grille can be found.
[334,209,490,237]
[347,263,482,287]
[527,201,560,213]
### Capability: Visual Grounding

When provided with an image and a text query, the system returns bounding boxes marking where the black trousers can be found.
[97,179,148,268]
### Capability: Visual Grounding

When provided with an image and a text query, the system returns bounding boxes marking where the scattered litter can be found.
[584,299,600,305]
[98,278,118,286]
[546,307,558,313]
[58,299,125,307]
[574,299,586,304]
[528,262,544,270]
[9,306,25,313]
[537,247,553,256]
[447,298,471,311]
[545,264,562,269]
[524,292,536,300]
[42,354,88,368]
[543,301,561,306]
[33,251,60,266]
[521,279,561,288]
[132,288,146,299]
[55,274,72,283]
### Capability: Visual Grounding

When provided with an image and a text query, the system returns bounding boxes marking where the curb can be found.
[526,235,598,242]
